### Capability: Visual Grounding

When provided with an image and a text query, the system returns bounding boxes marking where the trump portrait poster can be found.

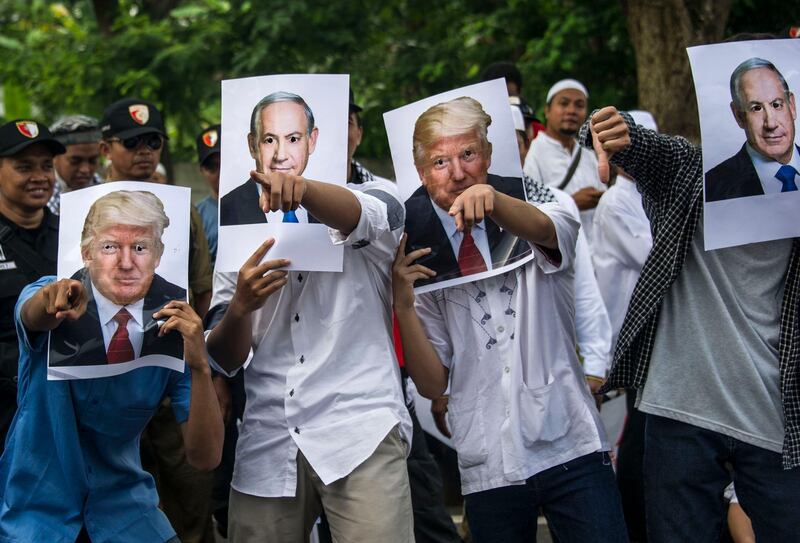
[48,182,189,380]
[384,79,536,294]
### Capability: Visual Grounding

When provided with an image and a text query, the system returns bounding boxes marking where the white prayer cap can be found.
[629,110,658,133]
[509,103,526,132]
[546,79,588,104]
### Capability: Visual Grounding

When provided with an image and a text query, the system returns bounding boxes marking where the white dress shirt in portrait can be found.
[431,201,493,271]
[92,283,145,358]
[523,132,606,243]
[592,175,652,350]
[209,180,412,497]
[747,143,800,195]
[550,188,612,379]
[416,202,608,495]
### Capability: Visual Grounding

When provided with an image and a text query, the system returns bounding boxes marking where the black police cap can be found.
[100,98,166,140]
[0,119,66,157]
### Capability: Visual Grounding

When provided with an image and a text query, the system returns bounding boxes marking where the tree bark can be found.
[622,0,731,141]
[91,0,119,36]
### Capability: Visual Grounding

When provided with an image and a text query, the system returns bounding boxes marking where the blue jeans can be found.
[644,414,800,543]
[464,451,627,543]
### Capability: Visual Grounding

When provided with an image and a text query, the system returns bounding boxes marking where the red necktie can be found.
[107,308,135,364]
[457,230,488,276]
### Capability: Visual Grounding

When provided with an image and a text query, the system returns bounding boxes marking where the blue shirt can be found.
[195,196,218,265]
[0,277,191,543]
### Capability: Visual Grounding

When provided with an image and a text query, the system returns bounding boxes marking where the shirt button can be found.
[294,313,300,322]
[497,326,505,333]
[289,389,295,397]
[298,273,303,282]
[504,366,510,374]
[91,399,99,406]
[294,427,300,434]
[299,355,305,364]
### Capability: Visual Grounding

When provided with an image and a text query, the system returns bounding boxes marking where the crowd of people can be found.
[0,49,797,543]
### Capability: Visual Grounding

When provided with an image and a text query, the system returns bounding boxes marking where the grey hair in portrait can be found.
[412,96,492,167]
[81,190,170,259]
[730,57,791,111]
[249,91,316,139]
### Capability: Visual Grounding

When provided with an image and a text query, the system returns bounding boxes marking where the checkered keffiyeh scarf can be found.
[349,161,375,185]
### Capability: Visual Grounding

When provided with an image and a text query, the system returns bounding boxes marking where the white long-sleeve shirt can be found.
[416,202,608,494]
[209,180,412,497]
[524,132,606,243]
[591,176,652,350]
[550,188,612,378]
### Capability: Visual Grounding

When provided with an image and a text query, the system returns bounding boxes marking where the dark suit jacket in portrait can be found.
[49,269,186,367]
[220,178,319,226]
[705,144,800,202]
[404,173,531,289]
[220,179,266,226]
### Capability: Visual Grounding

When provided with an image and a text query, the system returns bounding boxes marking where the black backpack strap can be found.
[557,146,582,191]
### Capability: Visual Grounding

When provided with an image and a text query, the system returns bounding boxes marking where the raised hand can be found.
[251,169,307,213]
[448,183,496,232]
[231,237,289,316]
[590,106,631,184]
[392,234,436,310]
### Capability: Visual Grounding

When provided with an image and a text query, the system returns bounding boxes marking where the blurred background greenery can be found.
[1,0,797,173]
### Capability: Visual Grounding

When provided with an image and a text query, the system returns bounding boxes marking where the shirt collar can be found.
[540,131,579,157]
[91,280,145,328]
[430,199,486,240]
[746,143,800,189]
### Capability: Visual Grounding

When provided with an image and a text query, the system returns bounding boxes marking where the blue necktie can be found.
[776,164,798,193]
[282,210,299,223]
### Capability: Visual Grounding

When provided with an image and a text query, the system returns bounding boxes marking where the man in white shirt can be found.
[592,110,655,350]
[512,104,611,394]
[523,79,606,242]
[207,150,413,541]
[394,97,627,542]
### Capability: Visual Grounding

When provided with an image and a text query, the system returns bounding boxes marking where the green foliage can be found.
[0,0,790,162]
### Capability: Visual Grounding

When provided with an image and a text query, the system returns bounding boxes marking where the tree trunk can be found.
[622,0,731,141]
[91,0,119,36]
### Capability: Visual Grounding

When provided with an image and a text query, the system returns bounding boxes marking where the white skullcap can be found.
[509,104,525,132]
[546,79,588,104]
[628,110,658,133]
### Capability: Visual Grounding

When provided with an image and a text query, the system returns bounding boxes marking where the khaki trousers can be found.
[229,426,414,543]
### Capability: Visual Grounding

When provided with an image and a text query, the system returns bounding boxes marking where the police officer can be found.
[0,119,65,450]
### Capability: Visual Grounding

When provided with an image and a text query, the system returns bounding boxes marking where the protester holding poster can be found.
[0,273,222,543]
[587,95,800,542]
[207,76,412,542]
[392,83,626,543]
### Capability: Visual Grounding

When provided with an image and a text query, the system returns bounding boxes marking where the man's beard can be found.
[558,127,578,138]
